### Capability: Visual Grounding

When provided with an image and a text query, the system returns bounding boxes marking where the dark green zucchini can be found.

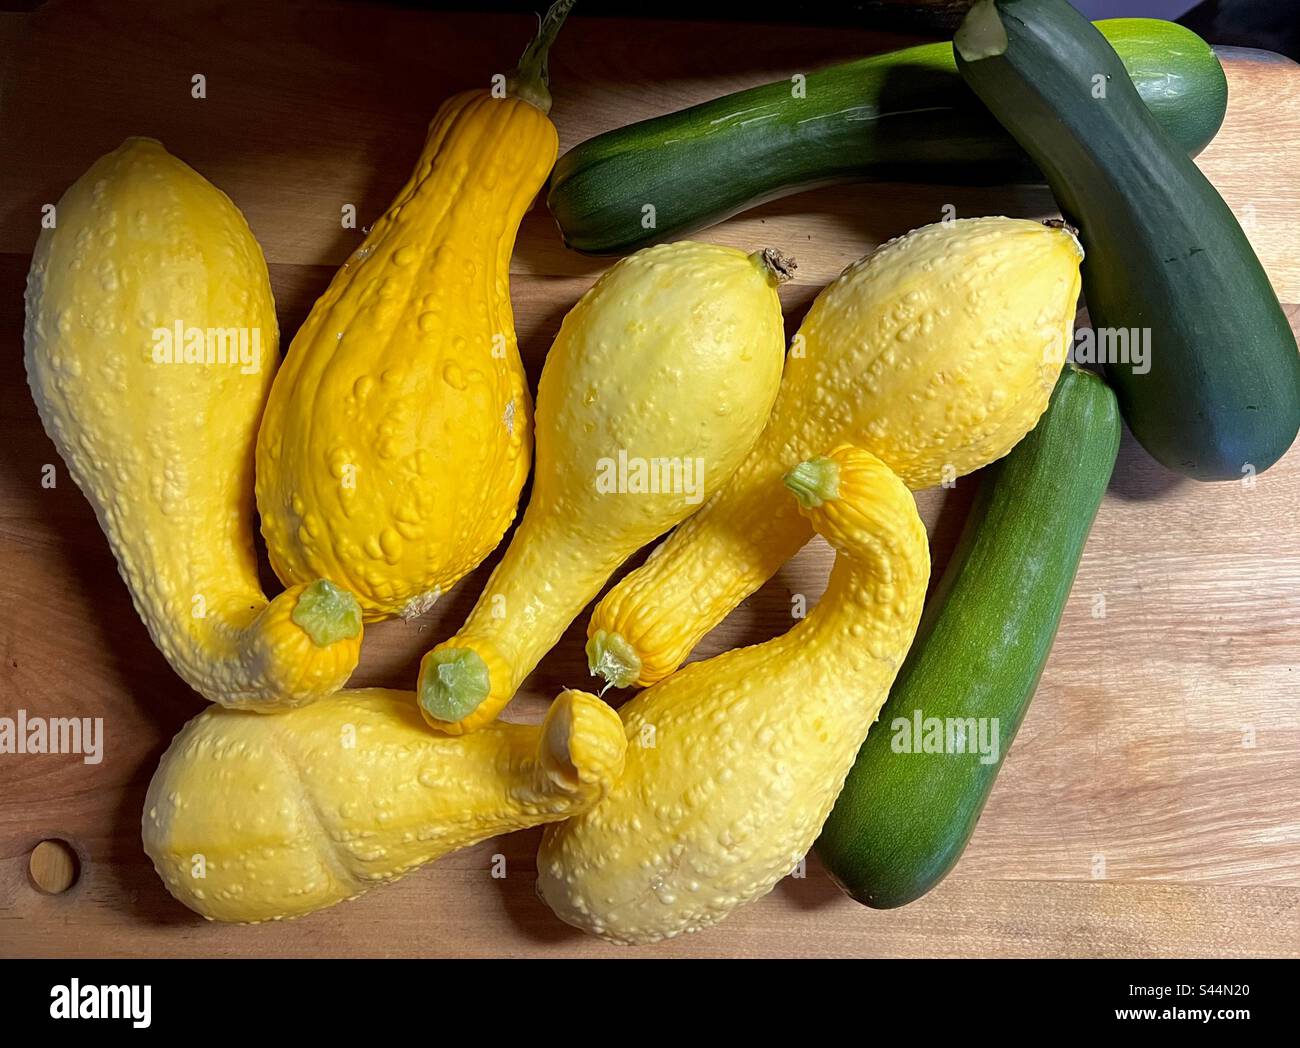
[815,366,1120,909]
[548,19,1227,254]
[955,0,1300,480]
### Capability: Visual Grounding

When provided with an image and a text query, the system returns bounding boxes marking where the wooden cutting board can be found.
[1,1,1298,958]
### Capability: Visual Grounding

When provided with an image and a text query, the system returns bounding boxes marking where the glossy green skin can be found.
[955,0,1300,480]
[816,368,1120,909]
[549,19,1227,254]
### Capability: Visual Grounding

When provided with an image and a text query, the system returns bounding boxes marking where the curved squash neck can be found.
[390,92,553,243]
[457,507,631,692]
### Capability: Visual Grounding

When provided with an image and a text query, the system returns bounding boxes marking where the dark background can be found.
[2,0,1296,58]
[364,1,1300,57]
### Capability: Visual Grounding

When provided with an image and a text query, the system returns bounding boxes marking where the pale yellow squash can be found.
[255,4,575,621]
[143,687,625,923]
[588,216,1083,689]
[415,241,792,735]
[24,138,362,709]
[538,445,929,944]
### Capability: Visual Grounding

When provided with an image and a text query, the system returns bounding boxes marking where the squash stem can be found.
[1043,217,1080,238]
[1043,217,1085,262]
[291,579,362,647]
[752,248,797,286]
[507,0,576,115]
[586,629,641,690]
[420,647,492,723]
[954,0,1008,62]
[784,458,840,509]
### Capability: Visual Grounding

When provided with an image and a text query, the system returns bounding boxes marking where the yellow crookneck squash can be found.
[416,240,793,735]
[587,216,1083,689]
[538,444,929,944]
[24,138,362,710]
[143,686,626,923]
[256,1,576,622]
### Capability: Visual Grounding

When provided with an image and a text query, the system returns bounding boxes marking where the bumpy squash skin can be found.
[416,241,790,735]
[538,446,929,944]
[24,138,362,710]
[142,687,625,923]
[590,217,1082,688]
[257,91,550,622]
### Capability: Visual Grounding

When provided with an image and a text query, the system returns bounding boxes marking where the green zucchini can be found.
[548,18,1227,255]
[955,0,1300,480]
[816,366,1120,909]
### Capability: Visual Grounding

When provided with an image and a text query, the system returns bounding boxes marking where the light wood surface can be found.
[1,1,1298,958]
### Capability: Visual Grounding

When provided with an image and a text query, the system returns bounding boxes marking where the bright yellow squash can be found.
[256,3,575,622]
[142,687,625,923]
[24,138,362,709]
[417,241,793,734]
[538,444,929,944]
[587,216,1083,689]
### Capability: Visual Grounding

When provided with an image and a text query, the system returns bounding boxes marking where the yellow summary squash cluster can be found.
[588,217,1084,690]
[24,0,1090,940]
[414,240,791,734]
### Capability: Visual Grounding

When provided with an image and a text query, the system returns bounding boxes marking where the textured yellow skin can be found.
[142,687,625,923]
[256,91,550,621]
[24,138,361,709]
[590,217,1082,686]
[539,446,929,944]
[418,241,788,734]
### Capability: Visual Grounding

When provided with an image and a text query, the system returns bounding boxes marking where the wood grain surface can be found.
[1,1,1298,958]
